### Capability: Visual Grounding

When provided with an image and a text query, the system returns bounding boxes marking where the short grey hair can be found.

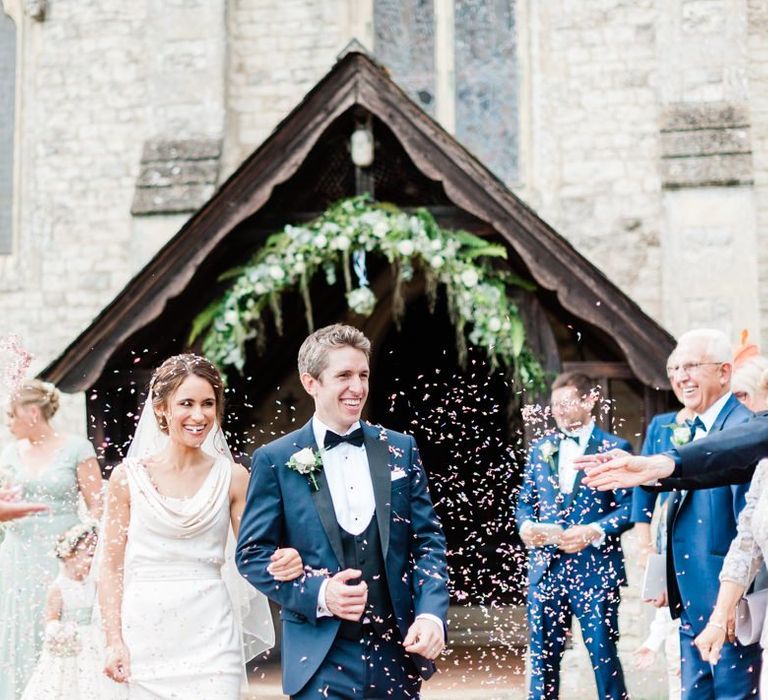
[676,328,732,363]
[297,324,371,379]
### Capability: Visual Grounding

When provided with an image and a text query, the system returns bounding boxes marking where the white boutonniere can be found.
[539,440,559,469]
[286,447,324,491]
[665,422,692,447]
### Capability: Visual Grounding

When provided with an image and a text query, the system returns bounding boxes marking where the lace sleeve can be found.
[720,459,768,587]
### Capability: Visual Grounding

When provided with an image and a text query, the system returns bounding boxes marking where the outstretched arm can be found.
[671,415,768,486]
[0,487,49,521]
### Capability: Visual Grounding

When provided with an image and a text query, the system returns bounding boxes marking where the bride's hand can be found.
[268,547,305,581]
[104,642,131,683]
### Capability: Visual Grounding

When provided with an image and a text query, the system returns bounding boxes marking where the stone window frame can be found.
[0,0,22,278]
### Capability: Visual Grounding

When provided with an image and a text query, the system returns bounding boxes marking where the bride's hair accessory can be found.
[149,353,225,433]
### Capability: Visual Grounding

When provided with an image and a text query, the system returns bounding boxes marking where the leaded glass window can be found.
[374,0,436,116]
[373,0,518,183]
[455,0,518,181]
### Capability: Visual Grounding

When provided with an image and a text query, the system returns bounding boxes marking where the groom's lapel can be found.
[364,425,391,562]
[296,421,344,568]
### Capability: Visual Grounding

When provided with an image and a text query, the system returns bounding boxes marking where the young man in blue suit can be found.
[651,329,760,698]
[236,324,449,699]
[516,371,633,700]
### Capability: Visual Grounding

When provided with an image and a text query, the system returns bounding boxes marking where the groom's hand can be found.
[403,618,444,660]
[326,569,368,621]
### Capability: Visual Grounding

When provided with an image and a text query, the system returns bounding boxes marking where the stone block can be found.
[661,102,750,131]
[131,184,216,215]
[661,153,753,187]
[136,159,219,187]
[140,138,221,162]
[661,127,751,157]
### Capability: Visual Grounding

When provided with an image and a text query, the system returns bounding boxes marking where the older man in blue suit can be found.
[655,329,760,699]
[236,324,449,699]
[516,371,633,700]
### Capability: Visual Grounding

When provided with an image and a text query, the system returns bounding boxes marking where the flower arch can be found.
[191,196,545,390]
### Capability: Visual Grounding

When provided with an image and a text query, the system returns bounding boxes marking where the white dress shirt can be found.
[558,419,595,494]
[695,391,732,438]
[312,417,374,536]
[312,416,444,638]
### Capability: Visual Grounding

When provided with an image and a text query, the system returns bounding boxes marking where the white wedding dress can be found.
[121,457,243,699]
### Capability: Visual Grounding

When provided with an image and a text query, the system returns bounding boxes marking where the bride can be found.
[100,354,304,698]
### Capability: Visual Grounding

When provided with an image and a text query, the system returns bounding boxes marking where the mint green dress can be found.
[0,435,96,700]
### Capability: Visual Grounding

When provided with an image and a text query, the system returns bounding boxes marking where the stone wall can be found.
[0,0,231,433]
[517,0,664,320]
[222,0,368,178]
[0,0,151,431]
[517,0,763,340]
[748,0,768,346]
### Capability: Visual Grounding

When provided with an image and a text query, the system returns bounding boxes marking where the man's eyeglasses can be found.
[665,362,724,378]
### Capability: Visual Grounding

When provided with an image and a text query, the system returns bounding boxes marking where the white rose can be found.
[254,282,268,295]
[430,255,444,269]
[488,317,502,333]
[294,261,306,274]
[332,235,351,251]
[268,265,285,281]
[671,424,691,447]
[430,239,442,252]
[460,269,479,288]
[224,310,239,325]
[292,448,316,468]
[372,221,389,238]
[397,240,415,257]
[313,234,328,248]
[540,441,558,461]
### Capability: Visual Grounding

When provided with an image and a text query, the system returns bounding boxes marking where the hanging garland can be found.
[190,196,546,391]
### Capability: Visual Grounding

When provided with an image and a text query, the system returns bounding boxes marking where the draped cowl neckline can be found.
[125,457,231,535]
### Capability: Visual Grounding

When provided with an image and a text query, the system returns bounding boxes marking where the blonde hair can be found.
[733,356,768,400]
[12,379,60,421]
[297,324,371,379]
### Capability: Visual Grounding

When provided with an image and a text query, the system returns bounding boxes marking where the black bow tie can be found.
[686,416,707,440]
[324,427,364,450]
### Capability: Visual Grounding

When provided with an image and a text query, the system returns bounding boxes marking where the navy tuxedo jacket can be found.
[663,394,753,632]
[515,425,633,590]
[235,420,449,696]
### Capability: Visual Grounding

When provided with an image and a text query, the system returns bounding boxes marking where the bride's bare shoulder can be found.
[229,460,250,490]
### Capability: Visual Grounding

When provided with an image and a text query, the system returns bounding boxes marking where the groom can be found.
[236,324,449,698]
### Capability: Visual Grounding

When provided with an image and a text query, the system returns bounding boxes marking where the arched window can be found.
[374,0,518,183]
[0,6,16,254]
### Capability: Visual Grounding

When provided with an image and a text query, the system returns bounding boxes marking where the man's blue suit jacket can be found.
[630,411,678,524]
[235,419,449,697]
[515,425,633,591]
[663,393,753,633]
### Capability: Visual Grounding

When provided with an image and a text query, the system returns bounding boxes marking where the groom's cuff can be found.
[415,613,445,641]
[316,579,332,618]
